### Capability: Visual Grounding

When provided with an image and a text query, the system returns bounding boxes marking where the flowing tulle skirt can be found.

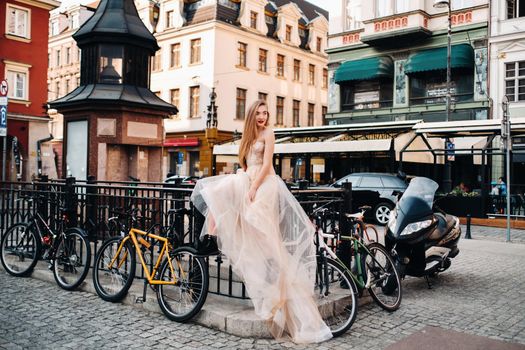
[191,168,332,343]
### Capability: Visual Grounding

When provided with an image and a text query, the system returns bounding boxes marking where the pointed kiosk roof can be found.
[73,0,159,53]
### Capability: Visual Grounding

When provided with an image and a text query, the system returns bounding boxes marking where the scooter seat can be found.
[428,213,455,241]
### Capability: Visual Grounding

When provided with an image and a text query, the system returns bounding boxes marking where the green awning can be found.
[405,44,474,74]
[334,56,394,83]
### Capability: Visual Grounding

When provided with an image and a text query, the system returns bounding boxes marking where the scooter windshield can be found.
[397,177,439,218]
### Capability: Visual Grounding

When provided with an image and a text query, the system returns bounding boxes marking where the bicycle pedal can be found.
[135,297,145,304]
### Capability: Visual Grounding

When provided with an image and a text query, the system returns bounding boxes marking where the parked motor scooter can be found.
[385,177,461,288]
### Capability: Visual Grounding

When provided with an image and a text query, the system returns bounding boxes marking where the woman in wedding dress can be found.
[191,100,332,343]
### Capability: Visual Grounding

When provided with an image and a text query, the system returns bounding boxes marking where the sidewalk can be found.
[1,226,524,349]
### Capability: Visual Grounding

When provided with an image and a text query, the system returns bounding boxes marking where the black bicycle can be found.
[0,197,91,291]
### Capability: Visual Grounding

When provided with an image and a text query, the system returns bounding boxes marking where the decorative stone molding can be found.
[374,16,409,32]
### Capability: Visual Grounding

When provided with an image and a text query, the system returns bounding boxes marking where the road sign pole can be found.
[0,79,8,182]
[2,136,6,181]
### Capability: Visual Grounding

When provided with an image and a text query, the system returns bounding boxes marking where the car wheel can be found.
[374,202,393,225]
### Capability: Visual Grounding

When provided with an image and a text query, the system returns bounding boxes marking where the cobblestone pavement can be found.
[1,230,524,349]
[463,224,525,244]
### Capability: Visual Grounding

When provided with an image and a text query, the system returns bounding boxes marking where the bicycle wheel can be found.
[93,236,136,302]
[364,242,402,312]
[312,257,358,337]
[157,246,209,322]
[1,222,41,277]
[53,228,91,291]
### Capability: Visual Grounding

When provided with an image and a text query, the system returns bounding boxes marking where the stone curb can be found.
[2,260,373,338]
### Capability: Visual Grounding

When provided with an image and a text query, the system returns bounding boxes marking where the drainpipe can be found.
[37,134,53,177]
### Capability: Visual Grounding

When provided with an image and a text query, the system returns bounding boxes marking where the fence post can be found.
[337,182,353,269]
[64,177,77,228]
[37,175,49,221]
[465,214,472,239]
[86,175,97,240]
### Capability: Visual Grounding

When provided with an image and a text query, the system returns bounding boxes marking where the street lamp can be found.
[434,0,452,192]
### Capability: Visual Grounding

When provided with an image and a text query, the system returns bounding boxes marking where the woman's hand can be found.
[248,186,257,202]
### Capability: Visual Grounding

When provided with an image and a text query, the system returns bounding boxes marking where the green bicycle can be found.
[310,205,402,337]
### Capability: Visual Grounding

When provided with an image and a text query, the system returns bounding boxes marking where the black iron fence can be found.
[0,177,349,299]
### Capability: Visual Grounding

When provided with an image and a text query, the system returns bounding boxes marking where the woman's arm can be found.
[248,129,275,201]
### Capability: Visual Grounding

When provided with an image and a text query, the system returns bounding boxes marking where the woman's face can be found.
[255,104,268,128]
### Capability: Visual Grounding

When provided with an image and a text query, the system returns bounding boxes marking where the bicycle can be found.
[0,197,91,291]
[309,203,402,337]
[92,208,209,322]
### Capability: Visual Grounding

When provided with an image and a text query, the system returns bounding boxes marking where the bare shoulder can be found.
[263,127,275,142]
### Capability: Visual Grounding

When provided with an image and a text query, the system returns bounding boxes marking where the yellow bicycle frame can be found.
[108,228,185,285]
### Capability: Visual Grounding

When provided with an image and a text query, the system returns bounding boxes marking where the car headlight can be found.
[400,219,433,236]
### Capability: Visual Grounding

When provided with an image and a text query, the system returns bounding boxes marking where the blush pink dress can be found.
[191,140,332,343]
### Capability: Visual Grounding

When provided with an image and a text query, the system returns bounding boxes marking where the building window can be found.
[507,0,525,18]
[308,103,315,126]
[170,43,180,68]
[189,86,200,118]
[55,81,61,99]
[56,49,61,67]
[294,59,301,81]
[190,38,201,64]
[166,10,174,28]
[340,80,394,111]
[236,88,247,119]
[451,0,474,10]
[48,53,51,68]
[322,106,327,125]
[376,0,393,17]
[409,70,473,106]
[292,100,300,127]
[66,78,71,93]
[6,69,28,100]
[152,49,162,71]
[285,25,292,41]
[71,13,79,29]
[51,20,59,36]
[258,92,267,101]
[345,1,362,31]
[250,11,258,29]
[7,5,30,38]
[309,64,315,85]
[323,68,328,89]
[316,37,322,52]
[277,54,285,77]
[276,96,284,125]
[238,42,247,68]
[258,49,267,72]
[505,61,525,102]
[395,0,410,13]
[66,47,71,65]
[170,88,180,107]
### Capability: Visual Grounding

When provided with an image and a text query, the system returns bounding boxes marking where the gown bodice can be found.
[246,140,265,168]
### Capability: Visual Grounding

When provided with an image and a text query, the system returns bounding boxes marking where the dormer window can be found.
[71,13,79,29]
[166,10,174,28]
[285,25,292,41]
[250,11,258,29]
[51,20,59,36]
[316,37,322,52]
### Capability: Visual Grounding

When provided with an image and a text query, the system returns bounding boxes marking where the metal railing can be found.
[0,177,349,299]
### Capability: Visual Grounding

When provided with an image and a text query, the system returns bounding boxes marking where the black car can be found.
[164,175,200,186]
[331,173,407,225]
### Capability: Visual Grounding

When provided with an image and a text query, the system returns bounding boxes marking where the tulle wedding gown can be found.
[191,140,332,343]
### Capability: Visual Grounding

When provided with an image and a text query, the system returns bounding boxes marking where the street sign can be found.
[446,140,455,161]
[0,105,7,137]
[0,80,8,96]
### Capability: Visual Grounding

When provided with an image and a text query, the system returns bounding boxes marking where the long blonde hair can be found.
[239,100,269,170]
